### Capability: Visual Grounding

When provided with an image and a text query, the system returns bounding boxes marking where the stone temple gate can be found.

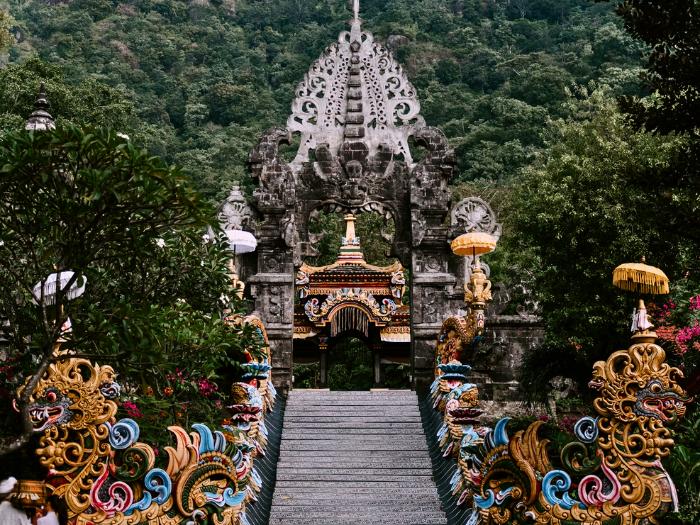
[219,8,541,394]
[242,9,455,392]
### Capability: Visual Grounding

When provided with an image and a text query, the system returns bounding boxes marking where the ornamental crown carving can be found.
[287,16,424,167]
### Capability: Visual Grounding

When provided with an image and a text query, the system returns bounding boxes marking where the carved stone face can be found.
[345,159,363,179]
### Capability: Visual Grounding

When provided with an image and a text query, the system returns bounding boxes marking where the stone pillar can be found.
[411,246,456,390]
[248,210,295,394]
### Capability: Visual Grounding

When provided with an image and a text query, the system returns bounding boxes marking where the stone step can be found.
[269,519,446,525]
[283,415,421,421]
[272,502,444,519]
[280,435,428,443]
[269,390,445,523]
[280,443,428,452]
[277,456,432,469]
[283,422,424,429]
[289,388,416,397]
[284,409,421,416]
[269,512,447,524]
[279,449,431,457]
[273,487,439,495]
[281,429,420,436]
[273,492,441,500]
[277,464,433,476]
[284,402,420,406]
[274,480,441,489]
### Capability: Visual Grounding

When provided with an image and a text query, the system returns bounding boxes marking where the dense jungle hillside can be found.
[2,0,643,200]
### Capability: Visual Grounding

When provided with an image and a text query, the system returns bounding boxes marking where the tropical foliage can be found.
[2,0,643,199]
[0,0,698,520]
[0,126,261,467]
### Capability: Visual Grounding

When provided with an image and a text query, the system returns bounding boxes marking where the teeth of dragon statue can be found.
[20,314,276,525]
[432,315,691,525]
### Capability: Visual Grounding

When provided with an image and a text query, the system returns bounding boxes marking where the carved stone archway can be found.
[246,9,456,392]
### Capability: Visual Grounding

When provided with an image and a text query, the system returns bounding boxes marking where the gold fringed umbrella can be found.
[613,260,669,295]
[613,258,670,340]
[451,232,497,257]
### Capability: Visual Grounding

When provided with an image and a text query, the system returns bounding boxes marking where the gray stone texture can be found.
[269,390,447,524]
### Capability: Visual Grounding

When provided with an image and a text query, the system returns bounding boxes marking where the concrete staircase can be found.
[269,390,447,525]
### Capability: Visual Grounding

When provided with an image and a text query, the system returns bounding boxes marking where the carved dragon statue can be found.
[432,262,691,524]
[18,314,275,525]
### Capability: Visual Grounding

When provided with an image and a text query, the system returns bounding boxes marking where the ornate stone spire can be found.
[338,213,365,263]
[25,83,56,131]
[287,4,424,167]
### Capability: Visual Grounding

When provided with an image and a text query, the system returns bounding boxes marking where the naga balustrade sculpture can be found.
[17,314,275,525]
[432,260,691,525]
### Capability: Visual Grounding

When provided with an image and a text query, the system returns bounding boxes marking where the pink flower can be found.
[689,296,700,311]
[197,378,218,398]
[558,415,578,434]
[122,401,143,418]
[676,322,700,345]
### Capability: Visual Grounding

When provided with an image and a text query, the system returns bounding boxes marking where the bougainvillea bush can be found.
[651,279,700,389]
[649,280,700,525]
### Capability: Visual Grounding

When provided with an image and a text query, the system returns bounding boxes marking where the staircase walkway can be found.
[269,390,447,525]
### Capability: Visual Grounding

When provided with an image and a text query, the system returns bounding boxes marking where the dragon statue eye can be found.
[46,390,57,402]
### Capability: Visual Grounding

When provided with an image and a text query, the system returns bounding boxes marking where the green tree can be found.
[0,9,13,53]
[507,89,688,395]
[0,58,135,132]
[0,126,258,457]
[609,0,700,258]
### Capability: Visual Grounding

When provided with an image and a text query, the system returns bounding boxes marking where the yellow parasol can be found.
[613,259,669,295]
[451,231,497,257]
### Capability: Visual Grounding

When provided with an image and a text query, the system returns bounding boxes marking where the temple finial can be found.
[25,82,56,131]
[338,213,365,262]
[349,0,359,21]
[344,214,357,244]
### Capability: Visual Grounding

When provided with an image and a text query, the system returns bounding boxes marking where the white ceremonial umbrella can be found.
[225,229,257,255]
[31,271,87,306]
[224,230,256,300]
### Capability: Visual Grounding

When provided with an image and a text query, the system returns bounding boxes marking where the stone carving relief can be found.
[410,127,453,211]
[267,286,283,322]
[414,254,444,274]
[281,211,302,266]
[263,252,284,273]
[287,17,425,166]
[249,127,295,209]
[218,184,256,232]
[450,196,502,240]
[421,287,439,323]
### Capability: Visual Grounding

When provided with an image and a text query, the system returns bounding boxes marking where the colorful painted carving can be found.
[20,315,275,525]
[432,276,691,524]
[294,213,411,355]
